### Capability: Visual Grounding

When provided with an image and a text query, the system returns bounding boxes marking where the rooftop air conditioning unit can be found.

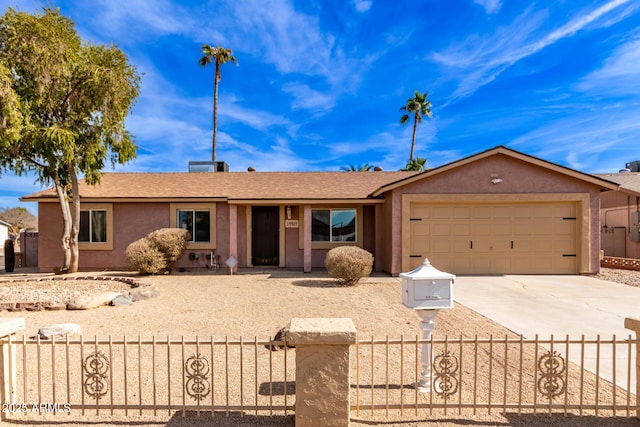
[625,161,640,172]
[188,161,229,172]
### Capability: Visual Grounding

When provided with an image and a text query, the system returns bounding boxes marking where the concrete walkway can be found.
[454,275,640,391]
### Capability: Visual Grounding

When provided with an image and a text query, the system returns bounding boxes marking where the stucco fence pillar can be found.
[289,318,357,427]
[0,318,25,420]
[625,317,640,419]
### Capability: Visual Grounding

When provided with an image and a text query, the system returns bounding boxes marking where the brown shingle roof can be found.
[595,172,640,196]
[21,171,418,202]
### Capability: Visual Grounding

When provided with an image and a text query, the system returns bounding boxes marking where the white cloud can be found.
[433,0,634,103]
[353,0,373,13]
[577,37,640,95]
[282,82,336,111]
[509,105,640,171]
[473,0,503,14]
[83,0,196,41]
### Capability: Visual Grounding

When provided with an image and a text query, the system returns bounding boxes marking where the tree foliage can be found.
[0,207,37,233]
[341,163,373,172]
[199,44,237,161]
[0,7,141,272]
[400,91,432,162]
[401,157,428,172]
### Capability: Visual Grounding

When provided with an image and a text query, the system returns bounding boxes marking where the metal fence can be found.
[3,335,295,419]
[352,334,639,420]
[2,333,639,423]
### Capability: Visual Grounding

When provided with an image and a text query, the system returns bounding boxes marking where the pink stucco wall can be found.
[38,202,171,271]
[380,154,604,275]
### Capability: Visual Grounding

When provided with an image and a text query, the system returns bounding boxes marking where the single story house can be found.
[595,170,640,259]
[22,146,619,275]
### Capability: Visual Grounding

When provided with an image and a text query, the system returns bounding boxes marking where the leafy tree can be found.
[341,163,373,172]
[400,91,432,161]
[198,44,238,161]
[0,207,37,233]
[401,157,428,172]
[0,7,141,273]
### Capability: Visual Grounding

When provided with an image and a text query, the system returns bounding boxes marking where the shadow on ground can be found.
[292,279,346,288]
[166,411,294,426]
[352,413,640,425]
[1,411,294,426]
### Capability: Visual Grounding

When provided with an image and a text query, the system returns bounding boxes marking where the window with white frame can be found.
[311,209,356,242]
[79,210,107,243]
[177,209,211,242]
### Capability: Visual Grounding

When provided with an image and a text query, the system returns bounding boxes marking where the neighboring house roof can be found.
[370,146,620,197]
[594,172,640,197]
[21,171,418,203]
[0,219,10,228]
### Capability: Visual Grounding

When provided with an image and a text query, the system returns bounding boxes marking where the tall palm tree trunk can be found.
[212,65,220,162]
[410,112,419,161]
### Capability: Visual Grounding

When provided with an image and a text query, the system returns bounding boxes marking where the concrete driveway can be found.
[454,275,640,391]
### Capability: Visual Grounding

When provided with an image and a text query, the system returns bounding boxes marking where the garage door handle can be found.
[470,241,473,249]
[511,241,514,249]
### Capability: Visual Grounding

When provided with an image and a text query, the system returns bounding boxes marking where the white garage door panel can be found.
[409,202,578,274]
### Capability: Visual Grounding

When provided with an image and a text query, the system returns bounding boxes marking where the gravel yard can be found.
[0,279,132,304]
[0,268,637,426]
[595,267,640,288]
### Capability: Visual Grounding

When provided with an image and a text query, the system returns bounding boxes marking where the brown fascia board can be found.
[369,145,620,197]
[20,196,229,203]
[228,198,385,205]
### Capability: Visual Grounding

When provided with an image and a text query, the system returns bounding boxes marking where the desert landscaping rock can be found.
[37,323,81,339]
[67,291,122,310]
[111,294,133,306]
[128,285,159,301]
[0,276,157,311]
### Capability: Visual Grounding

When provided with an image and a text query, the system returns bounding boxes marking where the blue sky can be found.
[1,0,639,215]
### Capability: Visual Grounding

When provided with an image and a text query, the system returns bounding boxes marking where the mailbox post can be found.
[400,259,455,392]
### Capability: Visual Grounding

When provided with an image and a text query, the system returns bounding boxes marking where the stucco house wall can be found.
[38,201,172,271]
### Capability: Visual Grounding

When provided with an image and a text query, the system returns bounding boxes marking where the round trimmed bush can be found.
[125,228,190,275]
[124,238,165,275]
[324,246,373,286]
[147,228,190,272]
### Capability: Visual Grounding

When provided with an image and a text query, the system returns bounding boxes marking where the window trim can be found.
[78,203,113,251]
[170,203,217,250]
[312,208,357,243]
[299,205,363,250]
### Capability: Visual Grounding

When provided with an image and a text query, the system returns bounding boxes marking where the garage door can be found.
[408,202,578,274]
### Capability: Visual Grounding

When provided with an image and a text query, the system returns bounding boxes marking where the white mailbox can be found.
[400,259,455,309]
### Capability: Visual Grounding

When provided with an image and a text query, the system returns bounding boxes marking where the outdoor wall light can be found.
[286,206,292,219]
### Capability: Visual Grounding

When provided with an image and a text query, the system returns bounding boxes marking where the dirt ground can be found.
[0,268,637,426]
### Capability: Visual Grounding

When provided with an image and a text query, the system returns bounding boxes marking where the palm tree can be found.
[400,91,432,162]
[341,163,373,172]
[199,44,238,161]
[402,157,428,172]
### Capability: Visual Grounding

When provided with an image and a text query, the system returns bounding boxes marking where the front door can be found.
[252,206,279,265]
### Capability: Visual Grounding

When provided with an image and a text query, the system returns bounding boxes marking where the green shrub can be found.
[124,228,190,275]
[324,246,373,286]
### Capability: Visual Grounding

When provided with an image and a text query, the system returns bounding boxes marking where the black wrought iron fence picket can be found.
[352,334,639,420]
